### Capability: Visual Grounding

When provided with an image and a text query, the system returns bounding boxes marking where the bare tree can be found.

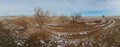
[58,14,68,26]
[34,7,49,31]
[71,13,82,24]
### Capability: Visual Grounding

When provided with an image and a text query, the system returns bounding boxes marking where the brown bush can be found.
[34,7,49,31]
[58,15,68,26]
[0,21,3,31]
[71,13,82,24]
[0,21,16,47]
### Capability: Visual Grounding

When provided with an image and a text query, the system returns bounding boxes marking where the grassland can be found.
[0,9,120,47]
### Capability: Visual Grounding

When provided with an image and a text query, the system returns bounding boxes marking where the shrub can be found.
[34,7,49,32]
[71,13,82,24]
[58,15,68,26]
[0,21,3,31]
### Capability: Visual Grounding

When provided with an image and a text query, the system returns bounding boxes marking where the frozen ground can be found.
[0,16,120,47]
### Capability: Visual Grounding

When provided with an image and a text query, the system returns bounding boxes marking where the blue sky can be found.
[0,0,120,16]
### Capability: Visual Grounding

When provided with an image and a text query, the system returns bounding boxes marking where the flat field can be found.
[0,16,120,47]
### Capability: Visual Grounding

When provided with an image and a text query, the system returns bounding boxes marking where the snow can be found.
[56,33,61,36]
[86,23,97,25]
[40,40,45,44]
[80,32,87,35]
[57,45,63,47]
[17,42,22,46]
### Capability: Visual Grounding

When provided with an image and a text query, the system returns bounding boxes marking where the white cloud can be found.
[36,0,112,15]
[0,0,120,16]
[109,0,120,11]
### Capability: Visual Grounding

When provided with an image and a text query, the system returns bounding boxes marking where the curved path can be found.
[45,18,115,36]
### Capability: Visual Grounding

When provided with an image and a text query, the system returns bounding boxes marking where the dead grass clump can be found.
[70,13,82,24]
[24,29,52,47]
[0,21,17,47]
[58,15,69,26]
[9,18,28,32]
[0,21,3,31]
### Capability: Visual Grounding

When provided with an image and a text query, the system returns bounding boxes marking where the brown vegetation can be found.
[0,8,120,47]
[0,21,3,31]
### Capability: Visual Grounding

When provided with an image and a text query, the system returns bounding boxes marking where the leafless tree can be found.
[34,7,49,31]
[58,14,68,26]
[71,13,82,24]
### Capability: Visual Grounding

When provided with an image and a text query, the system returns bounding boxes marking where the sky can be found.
[0,0,120,16]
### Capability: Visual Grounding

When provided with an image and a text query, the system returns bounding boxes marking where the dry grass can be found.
[0,21,3,31]
[0,8,120,47]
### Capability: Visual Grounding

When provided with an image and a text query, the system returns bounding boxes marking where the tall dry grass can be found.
[34,8,49,32]
[0,22,3,31]
[71,13,82,24]
[58,15,68,26]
